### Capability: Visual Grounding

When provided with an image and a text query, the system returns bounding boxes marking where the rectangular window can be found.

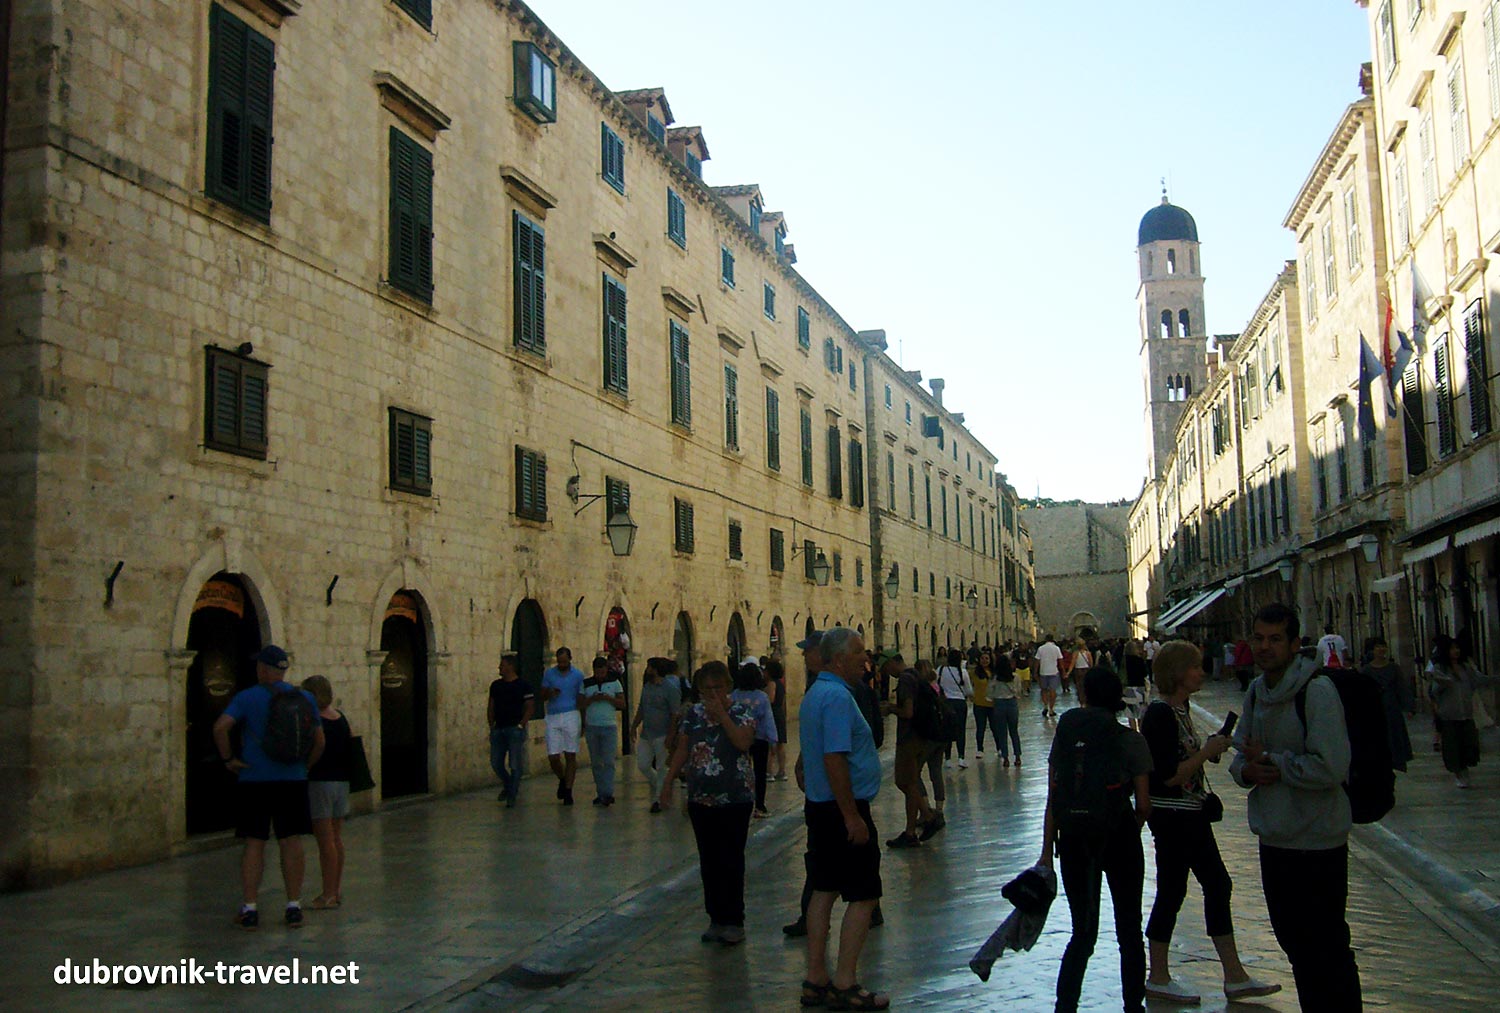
[913,566,919,593]
[930,573,936,597]
[1392,153,1411,250]
[1486,3,1500,119]
[770,528,785,572]
[1302,252,1318,322]
[827,425,843,499]
[763,283,776,320]
[1407,0,1424,30]
[940,486,949,536]
[905,401,912,425]
[513,41,556,123]
[673,499,695,553]
[605,476,630,518]
[1279,467,1290,531]
[646,113,666,142]
[856,557,864,588]
[946,577,952,599]
[924,474,933,529]
[804,540,817,581]
[600,122,625,192]
[800,408,814,486]
[513,211,546,353]
[669,321,691,428]
[1449,54,1471,167]
[1336,412,1352,502]
[724,364,739,451]
[1418,107,1438,214]
[603,274,628,394]
[1403,362,1429,474]
[515,446,548,521]
[907,464,916,519]
[728,520,743,561]
[721,246,735,287]
[833,552,843,583]
[1465,300,1492,437]
[765,388,781,471]
[749,203,762,234]
[824,338,837,373]
[206,5,274,222]
[389,407,433,495]
[1435,338,1458,457]
[796,306,810,350]
[1322,221,1337,301]
[886,452,896,510]
[848,440,864,508]
[204,345,268,459]
[667,188,686,248]
[969,503,976,548]
[884,384,892,408]
[394,0,432,29]
[1343,187,1362,271]
[685,152,702,179]
[388,128,434,303]
[849,360,857,392]
[1379,2,1398,79]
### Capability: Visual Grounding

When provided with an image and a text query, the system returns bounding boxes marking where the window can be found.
[930,573,936,596]
[765,388,781,470]
[515,446,547,521]
[513,42,556,123]
[206,5,274,222]
[1402,362,1429,474]
[907,464,916,519]
[724,364,739,450]
[1408,0,1424,30]
[394,0,432,28]
[1322,221,1337,301]
[673,499,695,553]
[912,566,919,593]
[1392,152,1411,250]
[203,345,268,459]
[763,282,776,320]
[856,557,864,588]
[1465,300,1492,437]
[685,152,702,179]
[1418,106,1437,215]
[833,552,843,583]
[1435,337,1457,457]
[667,189,687,248]
[646,113,665,142]
[1378,2,1397,79]
[389,408,433,495]
[513,211,546,353]
[884,384,892,408]
[800,408,814,486]
[905,401,912,425]
[669,321,691,427]
[728,520,743,561]
[720,246,735,287]
[940,486,948,536]
[886,452,896,510]
[1336,411,1352,502]
[603,274,628,394]
[606,476,630,518]
[600,123,625,192]
[770,528,785,572]
[388,128,434,302]
[824,338,837,373]
[749,202,762,234]
[827,426,843,499]
[1344,188,1362,271]
[796,307,810,350]
[1449,54,1471,166]
[1302,252,1317,323]
[946,577,952,599]
[803,540,817,581]
[1486,3,1500,120]
[969,503,976,548]
[849,360,857,393]
[924,474,933,529]
[848,440,864,508]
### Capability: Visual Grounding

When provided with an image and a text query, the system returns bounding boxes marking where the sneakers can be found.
[958,758,969,769]
[782,917,809,938]
[1145,977,1200,1004]
[235,907,259,931]
[717,925,746,946]
[885,831,922,849]
[592,796,605,806]
[1224,976,1282,1000]
[774,772,788,782]
[701,923,725,943]
[753,807,770,819]
[918,813,946,841]
[974,750,984,758]
[284,904,303,929]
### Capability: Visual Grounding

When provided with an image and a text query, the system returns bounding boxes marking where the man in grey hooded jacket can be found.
[1229,603,1361,1011]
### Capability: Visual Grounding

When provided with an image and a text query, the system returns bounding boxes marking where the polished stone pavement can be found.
[7,679,1500,1011]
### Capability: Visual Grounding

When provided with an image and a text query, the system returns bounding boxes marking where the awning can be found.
[1403,536,1450,565]
[1455,517,1500,548]
[1153,594,1201,630]
[1163,587,1229,632]
[1370,573,1407,593]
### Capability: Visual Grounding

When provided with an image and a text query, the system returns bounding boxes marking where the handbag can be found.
[348,735,376,793]
[1201,791,1224,823]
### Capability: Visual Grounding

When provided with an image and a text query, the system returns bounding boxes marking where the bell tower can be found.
[1138,187,1208,481]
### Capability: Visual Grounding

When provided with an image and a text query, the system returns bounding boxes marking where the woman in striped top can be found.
[1140,641,1280,1005]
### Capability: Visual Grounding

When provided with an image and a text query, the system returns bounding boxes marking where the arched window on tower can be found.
[1160,310,1172,340]
[1184,375,1193,397]
[1145,251,1153,276]
[1179,309,1191,337]
[1167,249,1177,274]
[1189,249,1197,274]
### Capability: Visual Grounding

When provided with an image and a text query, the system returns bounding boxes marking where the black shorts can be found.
[235,780,313,840]
[805,799,882,902]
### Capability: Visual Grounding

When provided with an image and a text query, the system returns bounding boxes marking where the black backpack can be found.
[909,677,947,742]
[1052,708,1131,854]
[1295,669,1395,824]
[261,683,318,764]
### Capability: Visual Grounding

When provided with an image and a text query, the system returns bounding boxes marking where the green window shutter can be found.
[765,388,780,471]
[797,307,810,349]
[670,321,691,426]
[1435,341,1456,456]
[804,539,816,580]
[729,521,742,560]
[724,365,738,449]
[393,412,415,488]
[1466,300,1491,437]
[389,129,434,302]
[800,409,813,486]
[604,274,628,393]
[240,369,267,454]
[827,426,842,499]
[209,354,241,447]
[667,189,686,247]
[242,28,275,218]
[606,477,630,517]
[414,421,432,490]
[207,6,247,205]
[513,212,546,353]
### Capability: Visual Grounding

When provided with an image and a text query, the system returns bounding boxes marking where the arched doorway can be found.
[380,590,430,798]
[185,573,262,835]
[769,616,784,660]
[673,611,694,679]
[511,599,548,717]
[727,612,747,668]
[606,606,632,755]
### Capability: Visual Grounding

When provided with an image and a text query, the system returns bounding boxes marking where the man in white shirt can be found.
[1034,635,1064,720]
[1315,625,1350,668]
[1144,638,1159,662]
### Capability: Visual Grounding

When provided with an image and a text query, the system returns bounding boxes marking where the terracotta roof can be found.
[616,87,674,124]
[712,183,762,199]
[666,125,710,160]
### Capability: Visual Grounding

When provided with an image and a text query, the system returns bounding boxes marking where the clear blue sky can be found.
[528,0,1374,503]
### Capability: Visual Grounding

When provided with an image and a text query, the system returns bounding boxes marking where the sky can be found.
[526,0,1375,503]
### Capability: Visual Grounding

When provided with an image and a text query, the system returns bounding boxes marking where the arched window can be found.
[1160,310,1172,340]
[1167,249,1177,274]
[1179,309,1191,337]
[1183,375,1192,397]
[1189,249,1197,274]
[1145,251,1153,276]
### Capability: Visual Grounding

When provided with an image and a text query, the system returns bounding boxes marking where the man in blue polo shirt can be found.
[540,647,586,806]
[799,627,888,1011]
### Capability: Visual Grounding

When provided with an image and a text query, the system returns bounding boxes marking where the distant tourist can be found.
[580,656,625,806]
[631,657,680,812]
[1035,634,1064,719]
[1359,638,1413,773]
[1316,624,1351,668]
[1428,635,1500,789]
[540,647,586,806]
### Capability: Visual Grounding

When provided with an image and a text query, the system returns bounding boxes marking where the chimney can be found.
[930,378,945,406]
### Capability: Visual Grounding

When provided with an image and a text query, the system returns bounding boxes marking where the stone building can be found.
[1026,501,1131,638]
[0,0,1009,886]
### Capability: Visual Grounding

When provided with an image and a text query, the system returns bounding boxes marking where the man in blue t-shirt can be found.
[799,627,887,1010]
[540,647,586,805]
[213,645,325,930]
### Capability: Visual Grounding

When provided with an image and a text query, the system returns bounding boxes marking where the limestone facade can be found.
[1027,503,1131,638]
[0,0,1009,885]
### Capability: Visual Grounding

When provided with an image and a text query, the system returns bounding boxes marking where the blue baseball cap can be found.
[252,644,290,669]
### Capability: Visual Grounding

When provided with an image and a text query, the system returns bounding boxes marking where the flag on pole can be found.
[1380,290,1413,417]
[1359,334,1381,440]
[1410,261,1431,353]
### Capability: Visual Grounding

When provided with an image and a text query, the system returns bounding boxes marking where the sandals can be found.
[800,980,830,1008]
[308,895,341,910]
[827,983,890,1010]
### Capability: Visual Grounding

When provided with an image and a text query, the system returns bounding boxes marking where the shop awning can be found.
[1153,594,1200,630]
[1163,586,1228,632]
[1455,517,1500,548]
[1370,573,1407,594]
[1402,536,1450,565]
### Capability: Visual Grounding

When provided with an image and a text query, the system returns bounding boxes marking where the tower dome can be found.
[1138,198,1199,246]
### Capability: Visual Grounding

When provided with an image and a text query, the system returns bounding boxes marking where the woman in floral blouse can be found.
[661,660,757,945]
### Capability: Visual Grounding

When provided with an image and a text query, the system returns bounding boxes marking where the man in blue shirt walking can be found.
[798,627,888,1011]
[540,647,586,805]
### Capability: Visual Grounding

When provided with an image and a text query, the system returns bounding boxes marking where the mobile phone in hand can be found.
[1217,711,1238,738]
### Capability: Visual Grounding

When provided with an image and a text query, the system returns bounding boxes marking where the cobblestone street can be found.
[7,682,1500,1011]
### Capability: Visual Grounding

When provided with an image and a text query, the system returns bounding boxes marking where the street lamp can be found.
[605,509,638,557]
[812,551,832,586]
[965,587,979,610]
[1276,558,1295,583]
[1357,534,1380,564]
[883,565,900,599]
